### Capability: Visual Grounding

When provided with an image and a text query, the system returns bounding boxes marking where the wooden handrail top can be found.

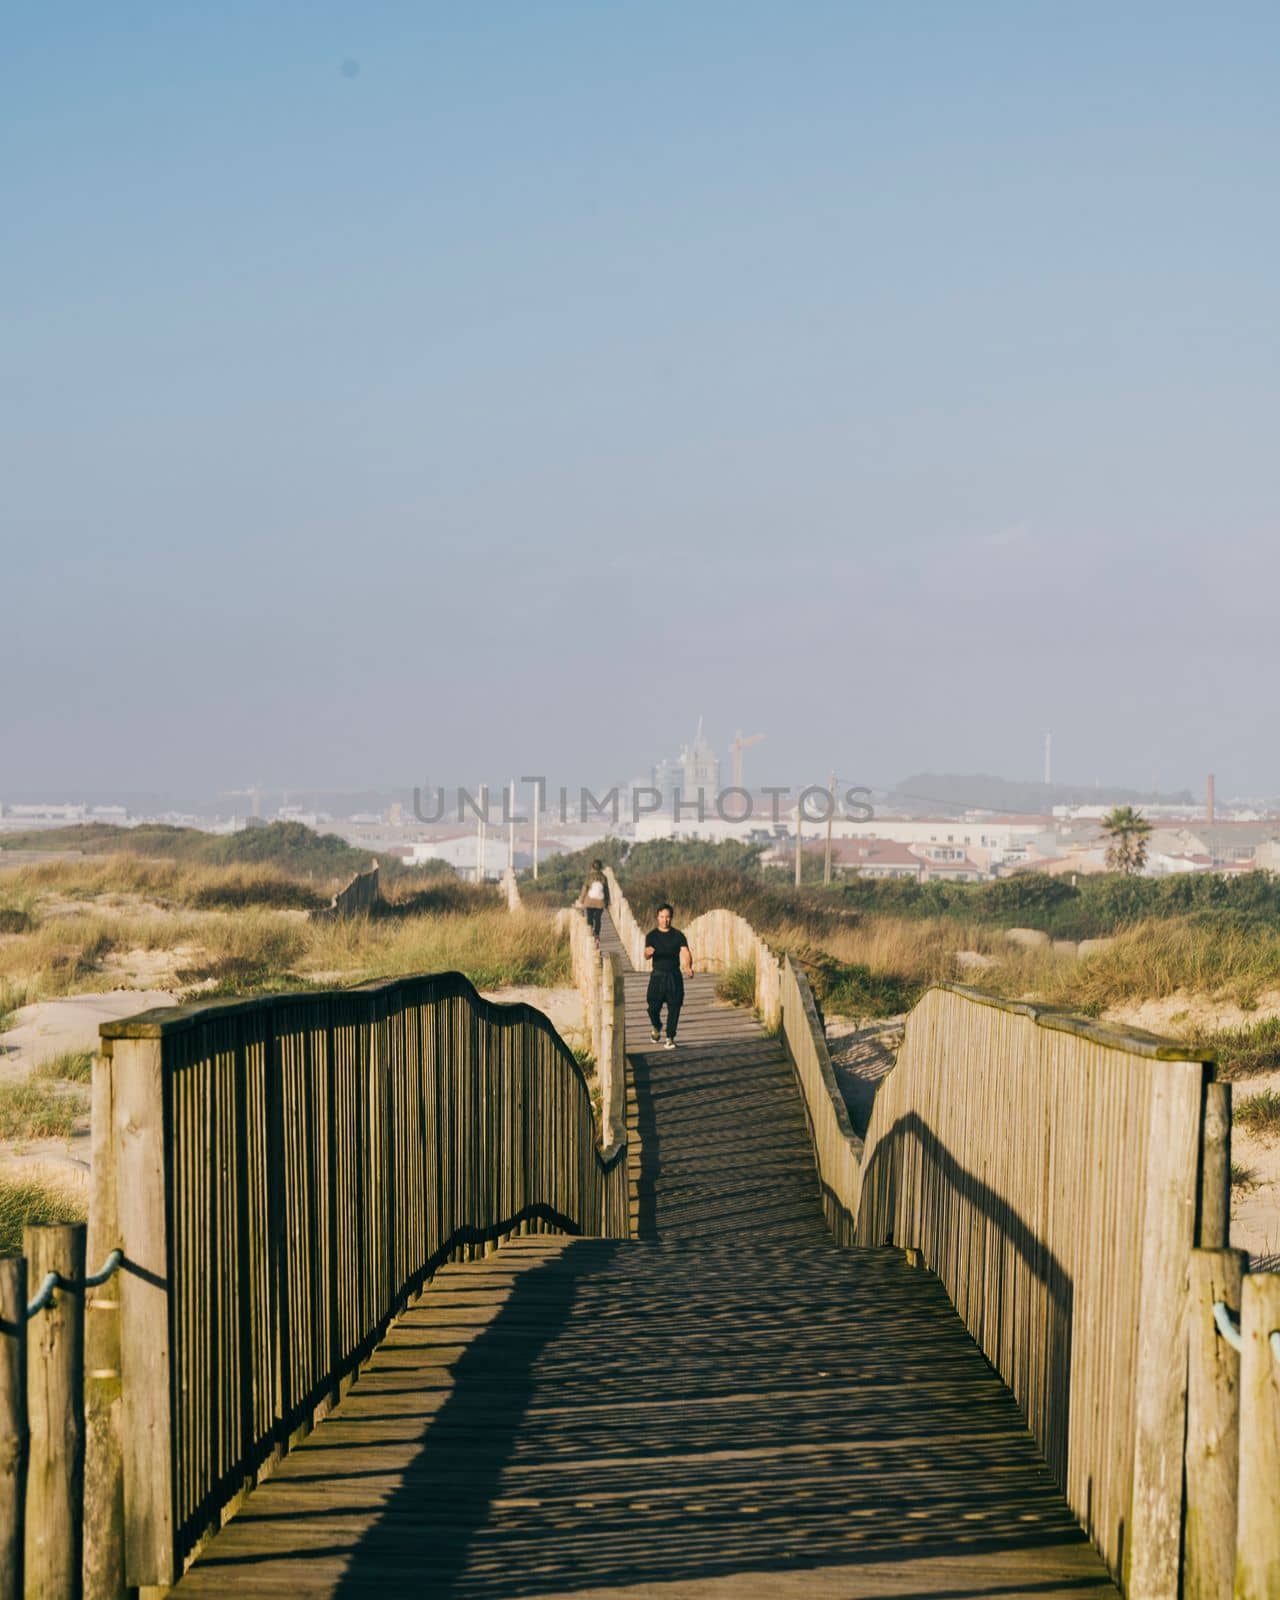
[934,981,1216,1062]
[99,968,591,1067]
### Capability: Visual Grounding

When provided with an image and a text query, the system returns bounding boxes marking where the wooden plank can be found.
[111,1035,176,1587]
[84,1044,125,1600]
[1198,1081,1231,1249]
[1128,1062,1204,1598]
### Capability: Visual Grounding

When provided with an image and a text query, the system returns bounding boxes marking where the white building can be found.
[827,815,1058,874]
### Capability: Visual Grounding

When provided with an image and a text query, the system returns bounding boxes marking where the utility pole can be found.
[508,777,515,874]
[794,791,803,888]
[823,771,836,886]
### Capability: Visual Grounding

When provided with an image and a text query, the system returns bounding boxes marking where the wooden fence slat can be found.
[111,1036,175,1588]
[1198,1082,1231,1250]
[1128,1062,1204,1598]
[83,1043,124,1600]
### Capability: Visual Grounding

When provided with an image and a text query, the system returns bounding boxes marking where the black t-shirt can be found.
[646,927,688,975]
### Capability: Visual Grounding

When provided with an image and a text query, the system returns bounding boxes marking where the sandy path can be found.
[0,990,178,1198]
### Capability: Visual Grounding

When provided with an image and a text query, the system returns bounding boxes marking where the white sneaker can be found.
[649,1027,661,1043]
[663,1037,676,1050]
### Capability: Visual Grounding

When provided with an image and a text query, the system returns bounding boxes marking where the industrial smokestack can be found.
[1206,773,1216,824]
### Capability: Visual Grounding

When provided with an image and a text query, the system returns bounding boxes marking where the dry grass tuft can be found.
[32,1050,94,1084]
[715,960,756,1008]
[0,1082,88,1141]
[1030,918,1280,1013]
[302,907,568,991]
[0,1180,87,1255]
[1235,1088,1280,1140]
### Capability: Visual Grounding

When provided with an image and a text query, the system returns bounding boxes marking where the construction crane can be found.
[219,785,264,819]
[729,731,765,789]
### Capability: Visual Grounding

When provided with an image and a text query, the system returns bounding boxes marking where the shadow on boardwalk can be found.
[174,916,1116,1599]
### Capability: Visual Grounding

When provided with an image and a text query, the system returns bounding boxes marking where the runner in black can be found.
[644,903,692,1049]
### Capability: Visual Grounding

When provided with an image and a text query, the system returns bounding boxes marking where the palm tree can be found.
[1100,806,1152,876]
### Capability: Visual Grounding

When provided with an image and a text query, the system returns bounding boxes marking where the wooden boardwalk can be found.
[173,917,1120,1598]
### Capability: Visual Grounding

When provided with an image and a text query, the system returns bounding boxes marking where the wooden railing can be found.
[566,908,627,1152]
[604,874,1279,1598]
[852,984,1212,1592]
[779,953,860,1243]
[0,973,631,1594]
[603,867,644,970]
[682,908,781,1029]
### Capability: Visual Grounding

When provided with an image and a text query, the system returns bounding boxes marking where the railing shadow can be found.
[200,1238,1111,1598]
[854,1111,1076,1491]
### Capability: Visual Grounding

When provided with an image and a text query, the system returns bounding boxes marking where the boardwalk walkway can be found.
[174,916,1120,1598]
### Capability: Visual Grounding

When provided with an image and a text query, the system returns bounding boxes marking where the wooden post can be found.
[24,1222,86,1600]
[110,1035,175,1588]
[1184,1248,1244,1598]
[823,772,835,886]
[1199,1081,1231,1249]
[84,1046,125,1600]
[1127,1062,1203,1597]
[794,802,802,888]
[1234,1272,1280,1599]
[0,1258,27,1600]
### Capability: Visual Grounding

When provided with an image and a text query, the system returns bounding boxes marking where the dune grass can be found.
[0,1083,88,1141]
[32,1050,94,1084]
[715,960,757,1009]
[0,981,27,1035]
[1193,1017,1280,1080]
[0,854,334,911]
[1235,1088,1280,1140]
[1230,1161,1259,1191]
[0,1179,87,1255]
[302,907,569,990]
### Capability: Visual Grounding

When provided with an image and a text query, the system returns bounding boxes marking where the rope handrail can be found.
[1212,1298,1280,1362]
[25,1248,123,1320]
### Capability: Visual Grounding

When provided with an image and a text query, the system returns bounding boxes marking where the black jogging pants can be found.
[646,972,684,1040]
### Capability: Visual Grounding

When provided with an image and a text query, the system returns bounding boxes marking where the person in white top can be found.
[579,859,610,938]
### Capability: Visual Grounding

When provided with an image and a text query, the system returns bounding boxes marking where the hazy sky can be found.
[5,4,1277,798]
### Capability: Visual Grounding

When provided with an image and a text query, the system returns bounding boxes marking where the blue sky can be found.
[4,3,1277,796]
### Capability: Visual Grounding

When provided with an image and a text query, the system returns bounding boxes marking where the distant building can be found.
[828,814,1056,875]
[1147,822,1279,868]
[652,719,721,813]
[827,840,923,880]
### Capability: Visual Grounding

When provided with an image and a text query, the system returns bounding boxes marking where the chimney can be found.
[1206,773,1216,825]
